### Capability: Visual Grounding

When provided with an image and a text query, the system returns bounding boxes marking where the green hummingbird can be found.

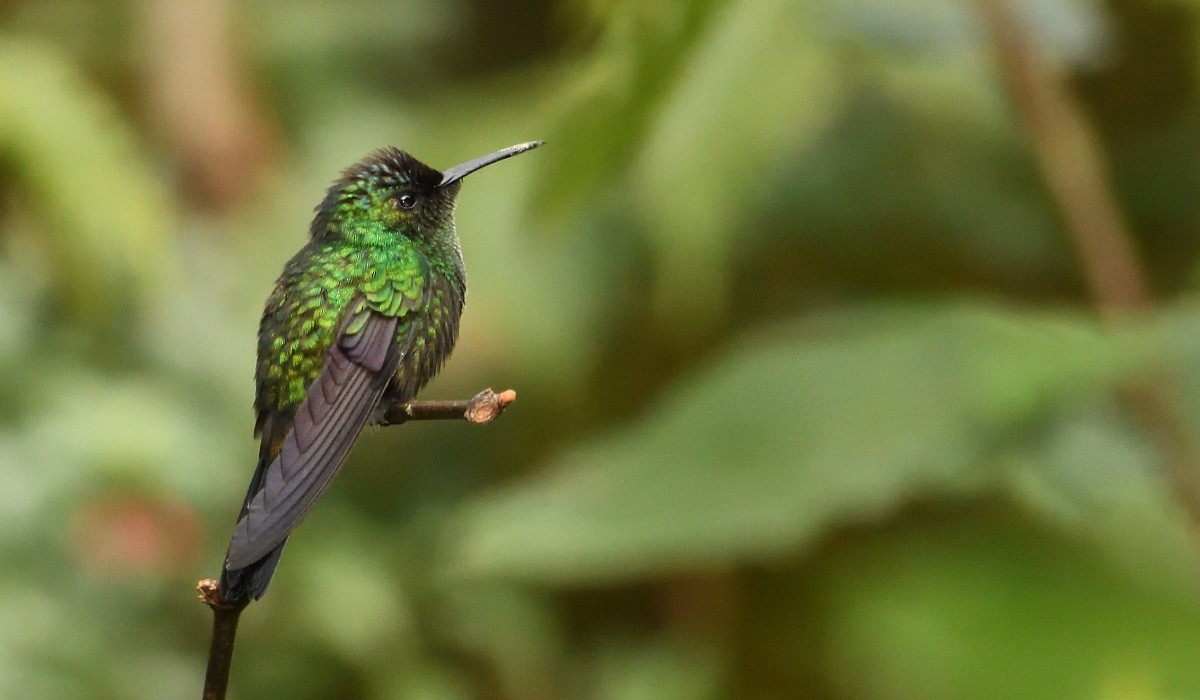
[219,141,543,603]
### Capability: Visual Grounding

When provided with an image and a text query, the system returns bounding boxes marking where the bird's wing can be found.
[225,299,414,570]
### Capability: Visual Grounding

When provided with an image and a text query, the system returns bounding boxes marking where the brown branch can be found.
[975,0,1151,319]
[976,1,1200,537]
[197,386,516,698]
[198,579,247,700]
[381,387,517,426]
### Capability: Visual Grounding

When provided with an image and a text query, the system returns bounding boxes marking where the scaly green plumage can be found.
[219,142,541,603]
[258,232,434,412]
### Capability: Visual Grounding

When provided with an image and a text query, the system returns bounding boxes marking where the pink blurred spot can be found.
[71,494,205,581]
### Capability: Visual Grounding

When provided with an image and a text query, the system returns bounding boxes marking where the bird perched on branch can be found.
[218,141,543,603]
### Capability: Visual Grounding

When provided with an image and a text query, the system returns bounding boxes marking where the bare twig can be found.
[381,388,517,426]
[974,0,1151,319]
[976,1,1200,535]
[197,387,516,698]
[198,579,247,700]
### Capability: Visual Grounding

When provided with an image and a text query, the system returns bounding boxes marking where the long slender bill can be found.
[438,141,544,187]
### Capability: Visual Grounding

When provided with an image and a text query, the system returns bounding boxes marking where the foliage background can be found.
[3,0,1200,697]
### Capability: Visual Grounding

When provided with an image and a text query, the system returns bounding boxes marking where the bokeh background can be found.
[4,0,1200,697]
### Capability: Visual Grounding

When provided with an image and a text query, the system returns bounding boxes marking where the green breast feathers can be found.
[256,239,430,414]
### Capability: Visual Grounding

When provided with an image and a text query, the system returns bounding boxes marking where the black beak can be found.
[437,141,544,188]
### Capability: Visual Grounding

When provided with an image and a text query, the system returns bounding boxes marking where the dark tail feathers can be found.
[219,541,287,603]
[217,446,286,603]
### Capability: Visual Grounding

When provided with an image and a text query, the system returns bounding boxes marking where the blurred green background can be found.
[4,0,1200,697]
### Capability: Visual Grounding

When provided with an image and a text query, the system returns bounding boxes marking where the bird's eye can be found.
[396,193,418,210]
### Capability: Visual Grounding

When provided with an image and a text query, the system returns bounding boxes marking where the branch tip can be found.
[465,388,516,424]
[197,578,221,607]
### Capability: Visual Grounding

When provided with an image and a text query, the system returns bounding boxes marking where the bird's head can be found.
[310,142,543,245]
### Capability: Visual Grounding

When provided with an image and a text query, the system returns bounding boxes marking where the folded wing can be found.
[225,306,404,570]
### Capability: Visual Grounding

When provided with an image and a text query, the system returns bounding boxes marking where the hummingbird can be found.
[218,141,543,603]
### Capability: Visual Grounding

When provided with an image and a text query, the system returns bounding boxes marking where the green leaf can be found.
[533,0,843,330]
[630,0,841,323]
[0,38,171,317]
[431,584,564,699]
[531,0,723,222]
[587,637,727,700]
[287,523,415,664]
[1002,406,1199,604]
[792,513,1200,700]
[442,304,1141,584]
